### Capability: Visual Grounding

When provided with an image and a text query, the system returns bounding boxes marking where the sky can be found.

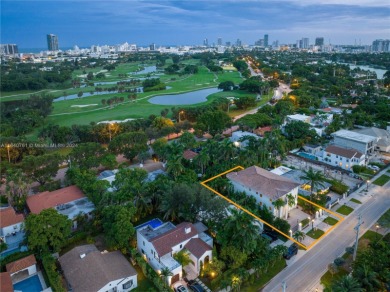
[1,0,389,49]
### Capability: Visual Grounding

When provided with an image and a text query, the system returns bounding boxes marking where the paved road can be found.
[263,174,390,292]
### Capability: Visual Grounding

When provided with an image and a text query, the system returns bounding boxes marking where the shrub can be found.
[334,257,345,267]
[41,254,66,292]
[0,242,7,253]
[326,179,349,195]
[345,247,354,255]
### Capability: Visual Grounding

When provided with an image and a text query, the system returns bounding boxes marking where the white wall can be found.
[1,222,23,237]
[322,152,365,170]
[97,276,137,292]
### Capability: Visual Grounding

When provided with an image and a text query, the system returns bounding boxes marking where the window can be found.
[143,241,145,246]
[260,194,263,197]
[336,155,338,158]
[180,244,182,248]
[151,249,153,254]
[141,249,145,254]
[123,280,133,289]
[259,202,263,206]
[269,207,272,210]
[256,192,258,194]
[346,159,349,162]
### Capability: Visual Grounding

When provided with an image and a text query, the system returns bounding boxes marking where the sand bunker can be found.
[71,104,98,108]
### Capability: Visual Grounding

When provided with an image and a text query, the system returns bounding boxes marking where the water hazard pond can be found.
[148,87,221,105]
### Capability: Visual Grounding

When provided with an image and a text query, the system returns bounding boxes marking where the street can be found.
[263,171,390,292]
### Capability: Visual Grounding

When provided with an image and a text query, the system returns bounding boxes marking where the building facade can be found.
[322,145,366,171]
[47,34,59,51]
[331,129,377,156]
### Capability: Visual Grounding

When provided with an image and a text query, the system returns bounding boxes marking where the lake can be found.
[325,61,387,79]
[132,65,157,75]
[148,87,221,105]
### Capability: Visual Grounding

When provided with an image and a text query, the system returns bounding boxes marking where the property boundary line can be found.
[200,166,345,250]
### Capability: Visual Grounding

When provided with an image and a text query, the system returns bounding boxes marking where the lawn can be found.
[336,205,354,215]
[133,265,157,291]
[378,208,390,228]
[323,217,339,226]
[350,198,362,204]
[320,268,349,289]
[241,258,287,291]
[300,218,310,227]
[372,174,390,186]
[361,230,381,242]
[307,228,325,239]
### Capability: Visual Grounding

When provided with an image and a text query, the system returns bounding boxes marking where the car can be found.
[283,243,298,260]
[263,230,278,242]
[189,283,204,292]
[175,285,188,292]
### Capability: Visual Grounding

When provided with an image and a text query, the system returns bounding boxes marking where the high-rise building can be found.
[315,37,324,46]
[225,41,231,47]
[264,34,269,47]
[236,39,242,47]
[47,34,59,51]
[372,39,390,52]
[217,37,222,46]
[0,44,19,55]
[303,38,309,49]
[149,43,156,51]
[203,38,209,47]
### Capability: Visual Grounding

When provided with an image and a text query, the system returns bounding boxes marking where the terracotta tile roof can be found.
[6,255,36,274]
[183,150,198,160]
[26,185,85,214]
[0,272,13,292]
[59,245,137,292]
[151,222,198,257]
[255,126,272,136]
[325,145,364,159]
[226,166,300,200]
[184,238,212,259]
[0,207,24,228]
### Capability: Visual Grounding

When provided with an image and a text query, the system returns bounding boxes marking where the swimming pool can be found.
[297,152,317,160]
[13,275,43,292]
[135,218,163,230]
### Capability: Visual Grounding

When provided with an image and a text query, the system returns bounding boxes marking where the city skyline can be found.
[1,0,389,48]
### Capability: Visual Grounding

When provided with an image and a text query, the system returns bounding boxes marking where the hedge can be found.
[130,249,173,292]
[42,254,66,292]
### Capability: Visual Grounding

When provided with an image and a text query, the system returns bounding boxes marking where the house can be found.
[26,185,95,229]
[331,129,377,156]
[6,255,37,281]
[271,166,331,196]
[322,145,366,171]
[354,127,390,153]
[0,272,13,292]
[230,130,259,147]
[302,144,322,156]
[183,150,198,161]
[59,244,137,292]
[0,207,24,243]
[0,207,25,256]
[254,126,272,137]
[136,220,213,285]
[284,113,333,136]
[226,166,300,219]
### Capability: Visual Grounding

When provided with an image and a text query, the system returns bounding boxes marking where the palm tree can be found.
[352,264,380,291]
[272,198,286,218]
[286,193,296,218]
[166,155,184,180]
[331,275,363,292]
[194,151,210,175]
[173,249,193,276]
[293,231,306,243]
[160,267,173,285]
[300,167,327,213]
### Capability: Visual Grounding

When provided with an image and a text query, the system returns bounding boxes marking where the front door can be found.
[171,274,180,285]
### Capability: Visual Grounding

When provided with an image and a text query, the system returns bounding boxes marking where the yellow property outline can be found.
[200,166,345,250]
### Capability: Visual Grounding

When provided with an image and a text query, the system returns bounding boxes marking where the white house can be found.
[226,166,300,219]
[0,207,24,242]
[230,130,259,148]
[59,244,137,292]
[284,113,333,136]
[136,220,213,285]
[322,145,366,171]
[354,127,390,153]
[331,129,377,156]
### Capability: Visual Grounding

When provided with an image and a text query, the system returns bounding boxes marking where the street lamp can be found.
[366,180,370,191]
[376,224,380,241]
[108,123,112,142]
[179,110,184,122]
[312,219,315,231]
[6,144,11,163]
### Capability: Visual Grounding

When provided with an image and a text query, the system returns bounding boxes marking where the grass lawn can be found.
[133,264,157,291]
[361,230,381,242]
[300,218,310,227]
[336,205,354,215]
[372,174,390,186]
[323,217,339,226]
[307,228,325,239]
[320,268,349,289]
[241,258,287,291]
[350,198,362,204]
[378,208,390,228]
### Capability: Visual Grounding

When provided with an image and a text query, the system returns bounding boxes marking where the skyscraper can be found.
[0,44,18,55]
[236,39,242,47]
[217,37,222,46]
[264,34,269,47]
[203,38,209,47]
[303,38,309,49]
[315,37,324,46]
[47,34,59,51]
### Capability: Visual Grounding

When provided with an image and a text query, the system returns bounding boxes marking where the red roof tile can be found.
[6,255,36,274]
[0,207,24,228]
[183,150,198,160]
[151,222,198,257]
[184,238,212,259]
[0,272,13,292]
[27,185,85,214]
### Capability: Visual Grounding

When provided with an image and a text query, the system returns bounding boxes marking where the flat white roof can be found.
[287,114,310,122]
[332,129,376,143]
[270,166,292,176]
